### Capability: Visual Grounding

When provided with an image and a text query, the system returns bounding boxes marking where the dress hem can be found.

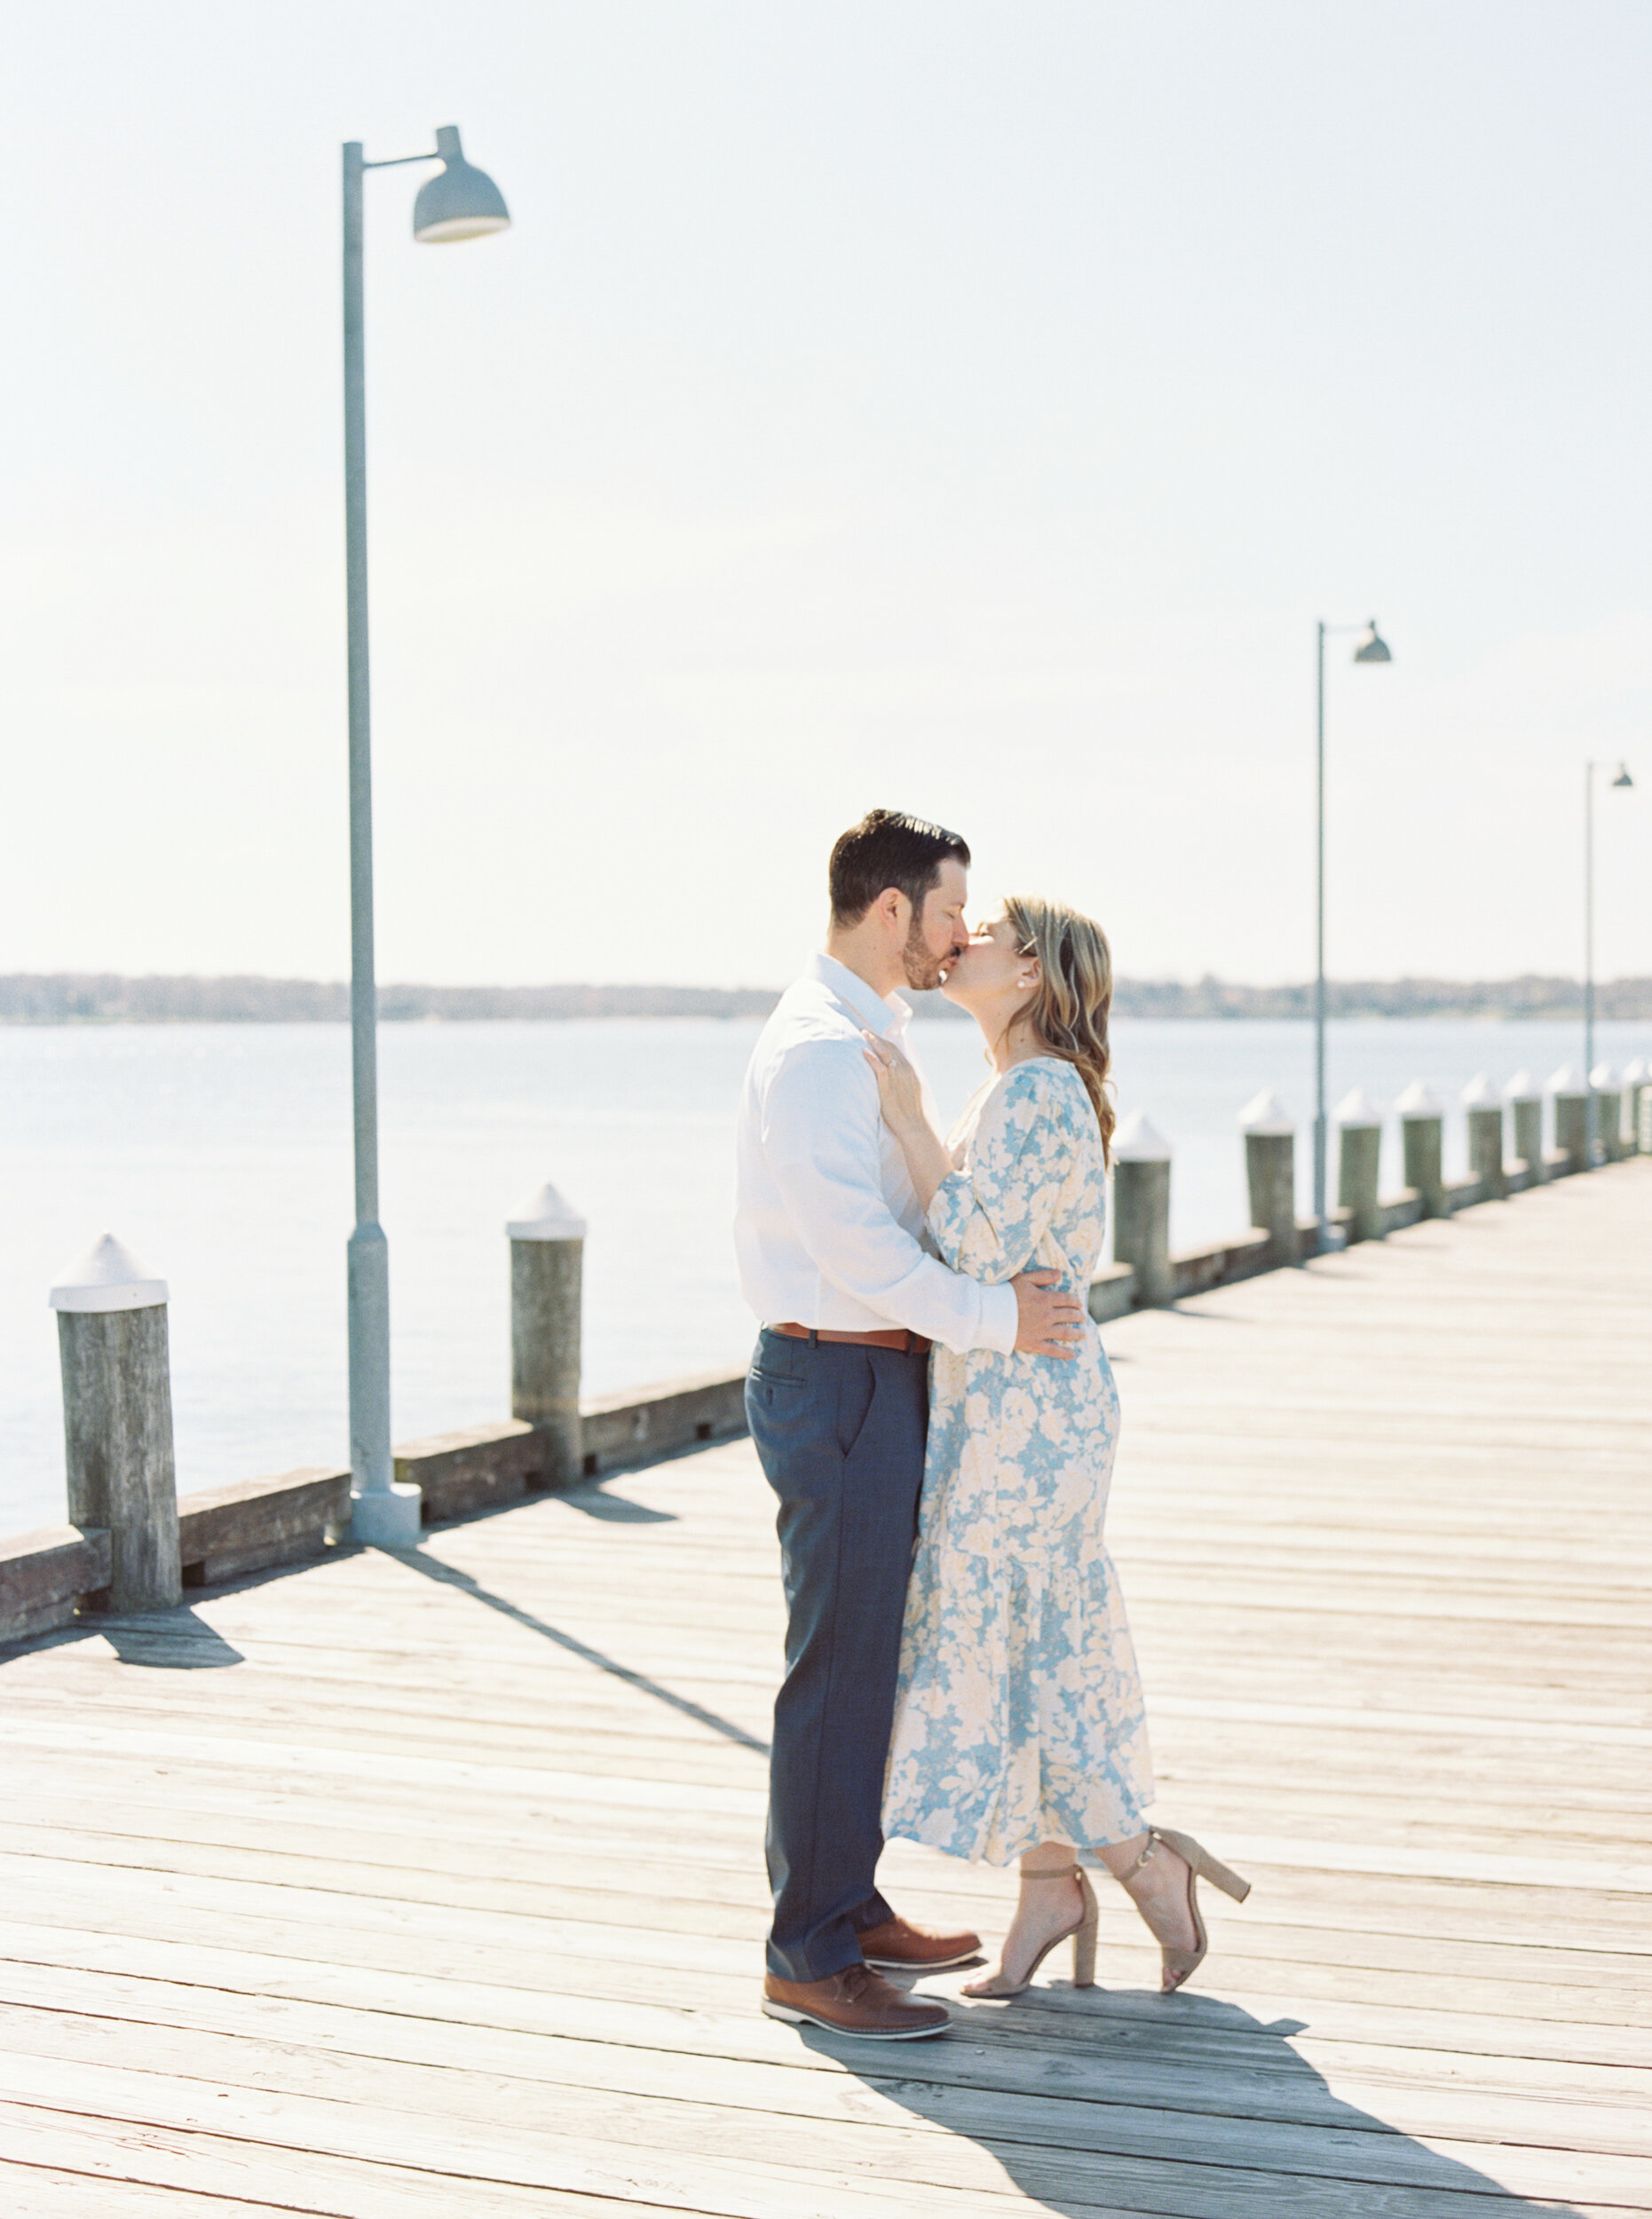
[881,1799,1156,1870]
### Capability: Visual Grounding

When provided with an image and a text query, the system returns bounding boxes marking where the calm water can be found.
[3,1015,1642,1536]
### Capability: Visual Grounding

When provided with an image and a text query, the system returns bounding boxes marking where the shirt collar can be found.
[808,951,911,1041]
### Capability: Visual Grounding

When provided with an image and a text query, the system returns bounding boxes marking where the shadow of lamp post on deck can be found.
[341,127,510,1548]
[1583,759,1633,1161]
[1312,618,1392,1250]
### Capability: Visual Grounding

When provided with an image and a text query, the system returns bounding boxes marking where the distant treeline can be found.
[3,971,1649,1023]
[0,975,779,1023]
[1117,974,1652,1020]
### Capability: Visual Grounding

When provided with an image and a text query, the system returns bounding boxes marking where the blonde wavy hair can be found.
[1003,894,1117,1166]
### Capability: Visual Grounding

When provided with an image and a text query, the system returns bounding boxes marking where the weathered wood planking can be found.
[0,1160,1648,2217]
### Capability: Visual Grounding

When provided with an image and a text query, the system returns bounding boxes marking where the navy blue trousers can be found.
[745,1328,929,1982]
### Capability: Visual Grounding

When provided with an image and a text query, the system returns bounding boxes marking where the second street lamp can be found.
[342,126,510,1547]
[1313,618,1392,1247]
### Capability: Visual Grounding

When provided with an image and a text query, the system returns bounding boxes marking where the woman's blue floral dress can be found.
[882,1056,1154,1865]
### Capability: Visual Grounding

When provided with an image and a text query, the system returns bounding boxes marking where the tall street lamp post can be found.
[1312,618,1392,1246]
[342,126,510,1547]
[1584,757,1633,1153]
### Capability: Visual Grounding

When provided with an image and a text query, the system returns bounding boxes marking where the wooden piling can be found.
[1624,1059,1651,1156]
[1505,1070,1544,1183]
[1550,1067,1591,1173]
[49,1236,181,1614]
[1396,1081,1448,1218]
[1111,1112,1173,1306]
[1240,1091,1298,1267]
[508,1182,586,1489]
[1334,1087,1384,1243]
[1590,1065,1627,1163]
[1460,1073,1506,1200]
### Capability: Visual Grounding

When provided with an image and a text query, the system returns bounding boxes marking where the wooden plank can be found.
[12,1647,1652,1753]
[3,1836,1650,2007]
[2,2045,1644,2217]
[5,1950,1648,2110]
[0,1880,1646,2051]
[0,2110,717,2219]
[12,1690,1652,1821]
[393,1422,545,1522]
[8,1809,1651,1957]
[0,2163,309,2219]
[6,1915,1648,2072]
[9,1706,1652,1832]
[174,1466,351,1588]
[0,1527,110,1645]
[4,1974,1649,2160]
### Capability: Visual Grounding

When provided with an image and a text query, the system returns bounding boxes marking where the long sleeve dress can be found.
[881,1055,1154,1865]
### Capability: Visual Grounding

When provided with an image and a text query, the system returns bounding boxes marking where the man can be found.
[735,809,1084,2038]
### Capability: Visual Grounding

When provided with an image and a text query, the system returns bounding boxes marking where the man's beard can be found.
[901,917,949,993]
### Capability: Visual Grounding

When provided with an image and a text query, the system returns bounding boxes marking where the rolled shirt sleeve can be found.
[763,1039,1018,1356]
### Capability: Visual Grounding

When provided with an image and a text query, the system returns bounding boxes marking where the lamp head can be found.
[414,126,510,243]
[1612,762,1634,788]
[1352,620,1392,664]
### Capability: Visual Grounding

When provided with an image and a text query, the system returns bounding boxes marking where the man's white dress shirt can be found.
[734,952,1019,1356]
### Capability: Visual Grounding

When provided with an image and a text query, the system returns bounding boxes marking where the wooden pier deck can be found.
[2,1160,1649,2218]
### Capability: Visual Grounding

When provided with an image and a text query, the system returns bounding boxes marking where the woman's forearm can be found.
[890,1117,954,1212]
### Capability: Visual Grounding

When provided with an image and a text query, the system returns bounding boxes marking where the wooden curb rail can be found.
[0,1368,749,1645]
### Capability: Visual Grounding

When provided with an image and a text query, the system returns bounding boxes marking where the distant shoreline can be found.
[3,973,1648,1024]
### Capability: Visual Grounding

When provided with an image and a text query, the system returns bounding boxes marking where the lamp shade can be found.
[414,126,510,243]
[1612,763,1634,788]
[1352,620,1392,664]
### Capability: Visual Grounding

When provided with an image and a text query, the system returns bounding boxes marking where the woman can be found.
[864,895,1248,1997]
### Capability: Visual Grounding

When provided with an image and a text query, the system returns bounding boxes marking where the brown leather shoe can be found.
[856,1913,983,1972]
[763,1963,951,2039]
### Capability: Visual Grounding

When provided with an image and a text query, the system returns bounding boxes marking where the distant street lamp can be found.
[1584,758,1633,1153]
[1312,619,1392,1245]
[342,126,510,1546]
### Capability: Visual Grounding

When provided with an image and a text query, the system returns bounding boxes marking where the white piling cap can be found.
[1395,1080,1444,1118]
[1239,1088,1294,1134]
[506,1180,588,1241]
[1111,1110,1171,1162]
[1502,1068,1537,1101]
[1621,1058,1650,1086]
[1459,1072,1498,1109]
[49,1234,168,1314]
[1589,1062,1618,1089]
[1333,1086,1383,1126]
[1547,1063,1585,1095]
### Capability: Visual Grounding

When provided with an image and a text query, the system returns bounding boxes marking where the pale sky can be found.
[3,1,1647,990]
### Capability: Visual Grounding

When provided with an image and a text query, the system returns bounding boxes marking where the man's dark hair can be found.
[828,809,971,927]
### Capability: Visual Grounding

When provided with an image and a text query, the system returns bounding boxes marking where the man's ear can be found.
[877,886,908,935]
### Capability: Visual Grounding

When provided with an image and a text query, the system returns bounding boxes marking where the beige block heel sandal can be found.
[1122,1826,1252,1993]
[962,1867,1099,1999]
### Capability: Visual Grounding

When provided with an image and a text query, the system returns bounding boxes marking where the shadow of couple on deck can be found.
[801,1986,1594,2218]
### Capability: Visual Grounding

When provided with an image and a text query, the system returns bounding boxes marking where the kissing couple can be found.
[733,809,1248,2038]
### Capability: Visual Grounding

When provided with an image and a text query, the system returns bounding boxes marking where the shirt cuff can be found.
[979,1280,1019,1354]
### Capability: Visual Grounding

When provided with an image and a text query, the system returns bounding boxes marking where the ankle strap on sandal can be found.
[1021,1865,1081,1880]
[1122,1830,1163,1876]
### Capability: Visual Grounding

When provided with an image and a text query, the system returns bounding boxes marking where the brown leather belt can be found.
[771,1322,932,1357]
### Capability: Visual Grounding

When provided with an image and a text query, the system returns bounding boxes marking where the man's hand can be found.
[1012,1270,1086,1359]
